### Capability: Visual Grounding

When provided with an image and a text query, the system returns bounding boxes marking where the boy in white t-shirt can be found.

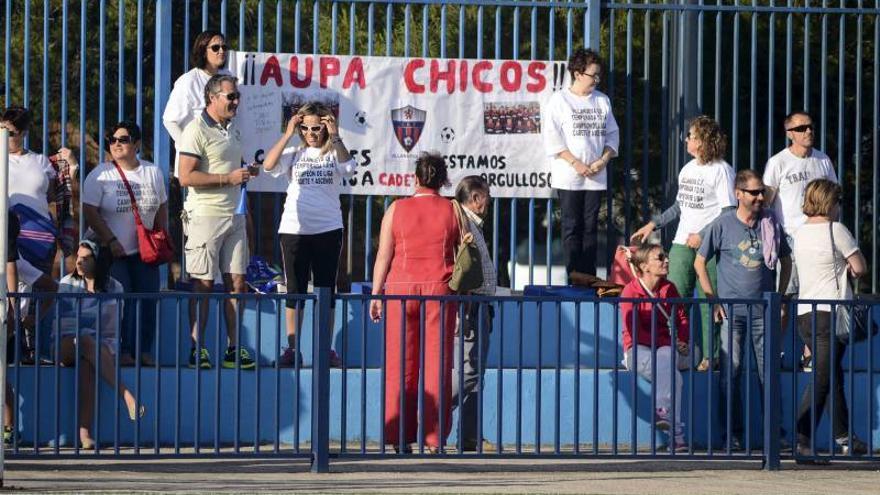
[542,47,619,278]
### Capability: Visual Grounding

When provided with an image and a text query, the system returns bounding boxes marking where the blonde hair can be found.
[689,115,727,164]
[295,102,334,156]
[631,243,663,275]
[802,178,841,218]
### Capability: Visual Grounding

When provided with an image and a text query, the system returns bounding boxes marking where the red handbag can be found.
[113,161,175,265]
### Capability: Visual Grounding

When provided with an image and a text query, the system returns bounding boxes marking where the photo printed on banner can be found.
[483,102,541,135]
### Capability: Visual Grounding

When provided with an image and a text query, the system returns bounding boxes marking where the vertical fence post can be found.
[311,288,331,473]
[154,0,172,289]
[586,0,601,49]
[762,291,782,471]
[0,129,9,486]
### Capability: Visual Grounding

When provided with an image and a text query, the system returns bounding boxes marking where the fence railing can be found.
[2,288,878,471]
[1,1,877,290]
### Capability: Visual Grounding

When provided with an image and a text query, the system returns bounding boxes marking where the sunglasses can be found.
[209,43,229,53]
[214,91,241,101]
[653,253,669,262]
[786,124,813,133]
[300,125,325,133]
[739,187,766,196]
[0,126,21,137]
[108,135,132,145]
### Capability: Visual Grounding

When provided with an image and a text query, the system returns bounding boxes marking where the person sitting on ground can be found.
[620,243,689,452]
[56,240,145,449]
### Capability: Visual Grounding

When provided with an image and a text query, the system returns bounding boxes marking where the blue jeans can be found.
[718,304,765,441]
[110,254,160,357]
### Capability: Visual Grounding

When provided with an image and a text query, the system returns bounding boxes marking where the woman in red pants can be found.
[369,153,460,453]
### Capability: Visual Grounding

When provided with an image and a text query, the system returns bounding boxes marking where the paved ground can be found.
[2,457,880,494]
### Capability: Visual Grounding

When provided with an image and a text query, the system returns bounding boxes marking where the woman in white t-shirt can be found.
[83,121,168,366]
[631,115,736,372]
[541,47,619,278]
[262,102,356,368]
[792,179,868,458]
[57,240,144,449]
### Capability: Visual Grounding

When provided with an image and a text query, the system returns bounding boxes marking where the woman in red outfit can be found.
[619,243,690,451]
[369,153,459,453]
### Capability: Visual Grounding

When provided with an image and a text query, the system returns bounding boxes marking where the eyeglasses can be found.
[581,72,601,83]
[652,253,669,262]
[300,125,325,133]
[739,187,766,197]
[108,135,132,145]
[209,43,229,53]
[214,91,241,101]
[786,124,813,133]
[747,227,760,249]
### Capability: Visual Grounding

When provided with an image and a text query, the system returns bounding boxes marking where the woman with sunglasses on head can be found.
[262,102,356,367]
[631,115,736,372]
[620,243,690,452]
[56,240,144,449]
[792,179,868,459]
[82,121,168,366]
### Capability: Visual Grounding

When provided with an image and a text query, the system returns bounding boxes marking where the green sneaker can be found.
[188,347,212,369]
[223,347,256,370]
[3,426,14,445]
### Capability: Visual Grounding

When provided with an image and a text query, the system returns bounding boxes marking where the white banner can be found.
[228,51,568,198]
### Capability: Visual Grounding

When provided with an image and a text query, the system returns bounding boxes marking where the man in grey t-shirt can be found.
[694,169,791,449]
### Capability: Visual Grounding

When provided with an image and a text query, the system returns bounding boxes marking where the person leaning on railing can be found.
[369,153,459,454]
[261,102,356,368]
[792,178,868,459]
[620,243,689,452]
[55,240,144,450]
[631,116,736,373]
[82,121,168,367]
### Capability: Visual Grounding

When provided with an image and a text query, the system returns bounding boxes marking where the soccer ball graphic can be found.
[353,111,367,126]
[439,126,455,143]
[403,136,414,148]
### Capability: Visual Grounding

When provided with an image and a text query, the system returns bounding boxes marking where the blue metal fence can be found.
[1,1,876,289]
[2,287,879,472]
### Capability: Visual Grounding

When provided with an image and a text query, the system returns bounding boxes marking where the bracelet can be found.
[331,136,343,144]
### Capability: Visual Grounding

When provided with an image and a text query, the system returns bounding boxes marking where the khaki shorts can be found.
[183,213,248,280]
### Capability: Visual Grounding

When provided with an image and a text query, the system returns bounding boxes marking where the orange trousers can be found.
[383,282,456,448]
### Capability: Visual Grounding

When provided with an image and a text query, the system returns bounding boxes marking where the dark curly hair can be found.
[0,106,31,133]
[567,47,603,80]
[414,152,449,190]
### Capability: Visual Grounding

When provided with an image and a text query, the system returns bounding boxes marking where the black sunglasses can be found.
[739,187,765,197]
[108,135,132,145]
[300,125,324,133]
[214,91,241,101]
[786,124,813,133]
[653,253,669,262]
[209,43,229,53]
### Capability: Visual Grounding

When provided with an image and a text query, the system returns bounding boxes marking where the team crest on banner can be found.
[390,105,426,152]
